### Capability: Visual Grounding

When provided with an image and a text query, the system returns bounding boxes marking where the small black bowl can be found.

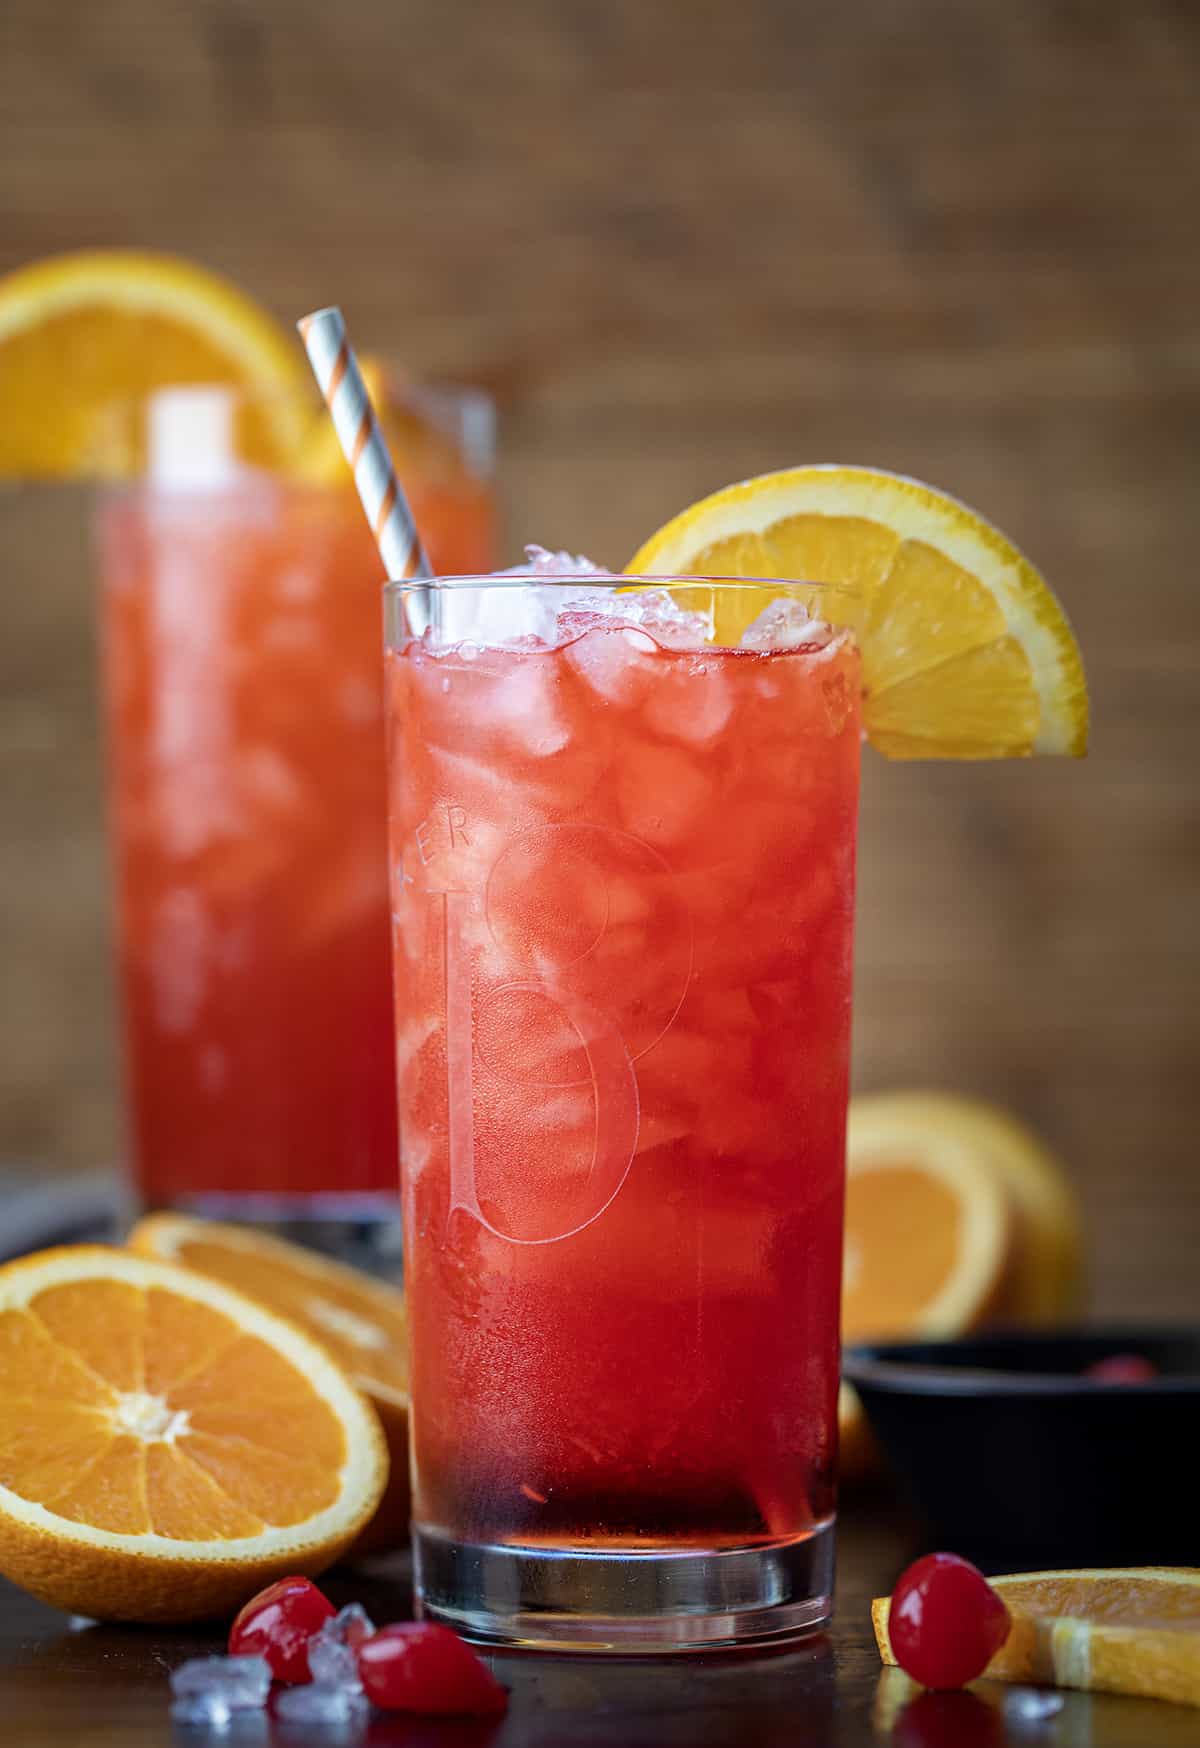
[844,1327,1200,1566]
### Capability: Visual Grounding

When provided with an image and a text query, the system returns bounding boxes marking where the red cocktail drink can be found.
[386,576,860,1648]
[99,385,495,1250]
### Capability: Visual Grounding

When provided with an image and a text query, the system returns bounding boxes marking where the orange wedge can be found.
[0,250,306,476]
[874,1569,1200,1708]
[128,1215,410,1553]
[843,1098,1016,1345]
[0,1246,387,1622]
[869,1092,1084,1324]
[629,465,1088,759]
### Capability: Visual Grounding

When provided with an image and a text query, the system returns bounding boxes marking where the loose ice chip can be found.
[170,1692,234,1728]
[275,1682,368,1726]
[294,1603,376,1702]
[307,1633,360,1690]
[170,1655,271,1710]
[171,1708,269,1743]
[739,597,833,651]
[1004,1688,1066,1728]
[325,1602,376,1646]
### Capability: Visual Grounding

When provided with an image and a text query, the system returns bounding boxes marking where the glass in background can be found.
[96,378,497,1269]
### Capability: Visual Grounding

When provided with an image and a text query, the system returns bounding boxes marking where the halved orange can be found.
[843,1098,1016,1345]
[0,1246,387,1622]
[0,250,306,476]
[846,1092,1083,1337]
[871,1092,1083,1324]
[629,465,1088,759]
[128,1215,410,1553]
[874,1569,1200,1707]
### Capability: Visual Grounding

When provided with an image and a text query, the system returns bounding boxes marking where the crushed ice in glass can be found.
[275,1682,368,1725]
[555,586,712,650]
[511,543,613,579]
[422,539,836,657]
[170,1655,271,1710]
[1004,1687,1066,1727]
[739,597,831,651]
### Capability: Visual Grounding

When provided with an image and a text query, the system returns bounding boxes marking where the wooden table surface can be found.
[1,1503,1195,1748]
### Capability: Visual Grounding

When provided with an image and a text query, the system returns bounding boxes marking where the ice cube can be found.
[170,1655,271,1711]
[1004,1688,1065,1728]
[274,1682,368,1725]
[739,597,833,651]
[170,1691,233,1728]
[564,624,659,707]
[642,660,734,745]
[558,586,710,649]
[631,588,713,649]
[302,1601,376,1694]
[491,663,572,757]
[307,1633,361,1691]
[513,543,613,579]
[617,743,710,846]
[171,1707,269,1742]
[307,1629,363,1699]
[426,544,614,651]
[431,581,559,648]
[325,1602,376,1646]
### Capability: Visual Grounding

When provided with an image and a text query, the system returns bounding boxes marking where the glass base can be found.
[413,1519,835,1652]
[166,1191,402,1281]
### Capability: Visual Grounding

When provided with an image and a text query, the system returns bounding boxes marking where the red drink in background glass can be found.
[385,575,860,1649]
[98,383,495,1257]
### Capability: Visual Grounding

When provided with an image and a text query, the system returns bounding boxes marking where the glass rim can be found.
[95,375,495,419]
[90,376,497,482]
[384,573,860,595]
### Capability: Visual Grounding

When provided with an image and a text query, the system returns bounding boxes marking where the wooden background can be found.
[1,1,1197,1315]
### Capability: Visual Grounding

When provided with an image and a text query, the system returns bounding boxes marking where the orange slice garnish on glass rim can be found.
[629,465,1088,759]
[0,249,307,476]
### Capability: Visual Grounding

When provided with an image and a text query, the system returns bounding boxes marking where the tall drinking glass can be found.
[97,381,496,1266]
[386,576,860,1649]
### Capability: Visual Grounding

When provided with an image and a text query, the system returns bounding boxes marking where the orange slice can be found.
[0,250,306,476]
[128,1215,410,1553]
[873,1569,1200,1708]
[0,1246,387,1622]
[628,465,1088,759]
[843,1098,1015,1344]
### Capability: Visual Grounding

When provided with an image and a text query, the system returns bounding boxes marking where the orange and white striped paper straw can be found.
[297,305,432,583]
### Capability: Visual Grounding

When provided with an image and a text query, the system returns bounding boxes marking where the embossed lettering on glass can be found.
[385,575,861,1650]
